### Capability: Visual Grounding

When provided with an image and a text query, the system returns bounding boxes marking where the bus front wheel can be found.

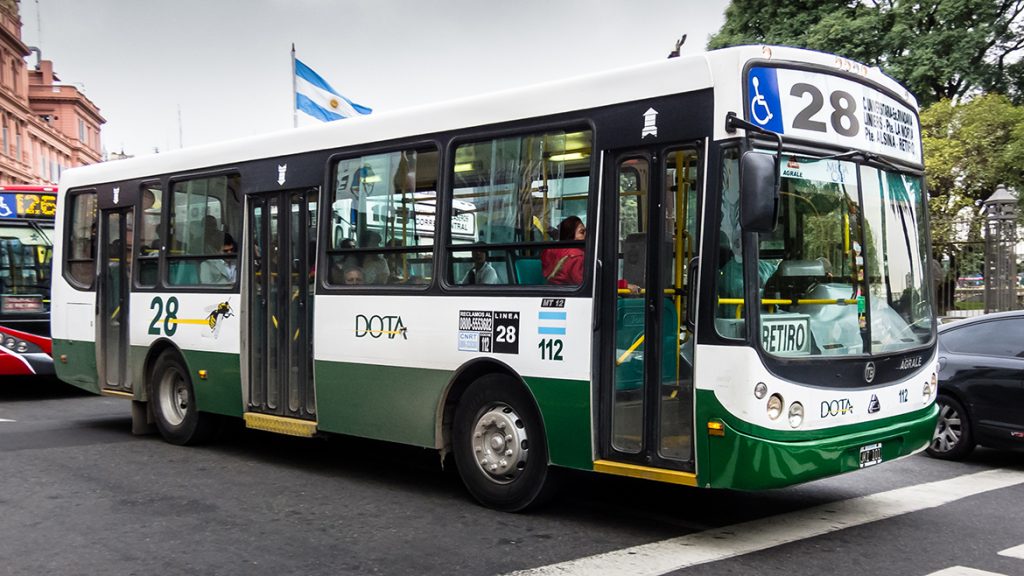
[453,375,554,511]
[150,351,216,446]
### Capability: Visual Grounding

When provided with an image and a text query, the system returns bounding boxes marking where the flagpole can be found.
[291,43,298,128]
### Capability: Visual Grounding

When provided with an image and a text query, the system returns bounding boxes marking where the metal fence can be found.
[932,186,1023,321]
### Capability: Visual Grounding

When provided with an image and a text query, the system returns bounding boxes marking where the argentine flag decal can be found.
[295,58,371,122]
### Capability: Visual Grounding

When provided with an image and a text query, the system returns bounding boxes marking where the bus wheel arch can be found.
[445,363,555,511]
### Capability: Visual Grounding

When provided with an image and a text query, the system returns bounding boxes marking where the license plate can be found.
[859,443,882,468]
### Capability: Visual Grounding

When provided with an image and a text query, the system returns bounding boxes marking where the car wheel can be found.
[150,351,217,446]
[452,374,556,511]
[927,394,974,461]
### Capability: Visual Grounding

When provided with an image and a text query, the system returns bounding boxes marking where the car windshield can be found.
[0,223,52,313]
[754,154,931,357]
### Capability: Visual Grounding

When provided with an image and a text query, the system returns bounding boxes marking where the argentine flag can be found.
[295,58,371,122]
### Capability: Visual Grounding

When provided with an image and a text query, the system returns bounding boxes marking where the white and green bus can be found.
[52,45,938,511]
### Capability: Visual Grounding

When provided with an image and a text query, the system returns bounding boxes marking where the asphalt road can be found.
[2,378,1022,576]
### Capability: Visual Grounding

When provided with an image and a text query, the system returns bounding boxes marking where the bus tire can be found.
[927,394,974,461]
[150,351,216,446]
[453,374,555,512]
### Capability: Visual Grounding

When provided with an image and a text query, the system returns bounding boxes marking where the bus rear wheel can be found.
[150,351,216,446]
[453,375,554,512]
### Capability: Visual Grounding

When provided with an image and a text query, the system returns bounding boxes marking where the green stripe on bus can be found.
[53,339,99,393]
[313,361,593,470]
[176,349,243,418]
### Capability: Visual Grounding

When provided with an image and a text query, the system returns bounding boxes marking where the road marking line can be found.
[998,543,1024,559]
[925,568,1007,576]
[0,418,15,423]
[508,469,1024,576]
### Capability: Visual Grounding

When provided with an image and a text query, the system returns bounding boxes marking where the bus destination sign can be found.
[746,66,921,165]
[0,192,57,220]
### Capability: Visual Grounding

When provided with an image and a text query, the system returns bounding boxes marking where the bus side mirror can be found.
[740,151,779,233]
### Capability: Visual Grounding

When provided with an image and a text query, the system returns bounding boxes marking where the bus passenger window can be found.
[446,129,593,287]
[137,183,162,287]
[715,148,745,339]
[65,190,97,288]
[327,147,438,287]
[166,174,241,287]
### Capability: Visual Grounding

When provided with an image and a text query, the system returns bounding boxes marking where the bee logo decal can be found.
[207,301,234,330]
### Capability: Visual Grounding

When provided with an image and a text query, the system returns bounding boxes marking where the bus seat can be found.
[169,260,199,286]
[513,257,543,285]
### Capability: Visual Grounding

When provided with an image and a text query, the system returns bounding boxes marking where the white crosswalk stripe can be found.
[925,568,1007,576]
[507,469,1024,576]
[998,544,1024,560]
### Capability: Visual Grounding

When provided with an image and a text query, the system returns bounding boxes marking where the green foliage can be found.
[922,94,1024,271]
[708,0,1024,106]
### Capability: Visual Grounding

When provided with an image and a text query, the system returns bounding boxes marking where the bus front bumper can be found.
[705,403,939,490]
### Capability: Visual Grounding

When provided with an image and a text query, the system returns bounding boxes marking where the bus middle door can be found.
[244,189,318,427]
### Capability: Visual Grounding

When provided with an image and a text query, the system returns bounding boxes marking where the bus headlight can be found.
[754,382,768,399]
[15,341,28,353]
[767,394,784,420]
[4,337,16,349]
[788,402,804,428]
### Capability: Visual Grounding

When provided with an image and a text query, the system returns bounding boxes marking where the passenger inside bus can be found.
[542,216,585,285]
[358,230,389,284]
[343,266,365,285]
[199,234,237,284]
[461,249,498,285]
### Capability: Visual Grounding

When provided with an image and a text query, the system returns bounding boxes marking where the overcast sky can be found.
[19,0,728,157]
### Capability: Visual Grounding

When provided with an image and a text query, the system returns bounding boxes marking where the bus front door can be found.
[602,149,699,472]
[245,189,318,422]
[97,208,132,394]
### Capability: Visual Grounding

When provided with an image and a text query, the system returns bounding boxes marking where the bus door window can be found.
[612,157,648,454]
[137,183,162,287]
[447,130,592,287]
[659,149,698,461]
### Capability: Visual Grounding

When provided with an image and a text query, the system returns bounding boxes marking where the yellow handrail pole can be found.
[616,334,646,366]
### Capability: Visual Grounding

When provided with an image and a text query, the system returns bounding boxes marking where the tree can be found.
[708,0,1024,106]
[922,94,1024,276]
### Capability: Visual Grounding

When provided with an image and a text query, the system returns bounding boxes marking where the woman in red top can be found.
[542,216,585,285]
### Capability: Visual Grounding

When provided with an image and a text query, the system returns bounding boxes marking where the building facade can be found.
[0,0,103,185]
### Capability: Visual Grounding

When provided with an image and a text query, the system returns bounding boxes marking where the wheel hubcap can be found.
[159,369,189,427]
[470,404,528,484]
[931,403,962,453]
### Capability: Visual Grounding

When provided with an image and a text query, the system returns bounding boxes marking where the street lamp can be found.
[982,185,1018,313]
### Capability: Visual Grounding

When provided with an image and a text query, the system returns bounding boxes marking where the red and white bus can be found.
[0,185,56,376]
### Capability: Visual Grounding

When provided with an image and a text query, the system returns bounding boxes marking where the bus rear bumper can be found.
[705,403,939,490]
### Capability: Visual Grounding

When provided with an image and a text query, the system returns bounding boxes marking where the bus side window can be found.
[326,147,439,287]
[446,129,593,287]
[65,190,98,288]
[137,183,162,288]
[166,174,241,287]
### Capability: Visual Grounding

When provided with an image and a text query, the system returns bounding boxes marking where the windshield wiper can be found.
[818,149,902,171]
[27,221,52,244]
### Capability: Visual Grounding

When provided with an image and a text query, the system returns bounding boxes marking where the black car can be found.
[927,310,1024,460]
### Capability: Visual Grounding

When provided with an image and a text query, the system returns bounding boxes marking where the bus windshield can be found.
[754,155,931,357]
[0,222,52,314]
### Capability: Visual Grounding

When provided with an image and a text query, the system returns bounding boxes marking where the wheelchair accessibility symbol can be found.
[750,76,773,126]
